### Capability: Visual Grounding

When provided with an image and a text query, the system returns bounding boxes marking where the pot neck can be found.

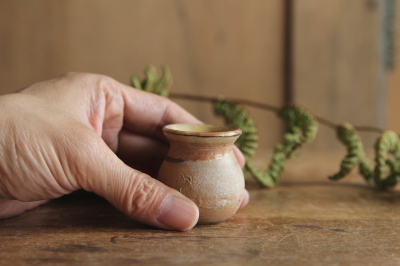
[164,133,239,162]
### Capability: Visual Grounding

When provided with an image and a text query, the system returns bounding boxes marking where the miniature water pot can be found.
[157,124,245,224]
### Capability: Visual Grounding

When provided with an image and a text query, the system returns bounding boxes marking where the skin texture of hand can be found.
[0,73,249,231]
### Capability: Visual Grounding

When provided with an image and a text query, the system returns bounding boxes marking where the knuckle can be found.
[98,75,118,89]
[163,98,181,113]
[59,71,85,81]
[58,72,97,89]
[127,173,164,218]
[162,97,174,106]
[59,72,119,92]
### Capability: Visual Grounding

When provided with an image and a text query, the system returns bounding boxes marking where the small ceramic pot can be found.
[157,124,244,224]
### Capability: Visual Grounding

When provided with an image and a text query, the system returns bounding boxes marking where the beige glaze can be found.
[157,124,245,224]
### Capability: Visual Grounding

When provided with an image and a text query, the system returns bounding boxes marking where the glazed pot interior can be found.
[163,124,241,137]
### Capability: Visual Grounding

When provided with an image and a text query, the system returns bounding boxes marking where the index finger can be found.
[120,84,201,139]
[118,82,246,166]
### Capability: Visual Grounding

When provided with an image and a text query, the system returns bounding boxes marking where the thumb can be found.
[76,139,199,231]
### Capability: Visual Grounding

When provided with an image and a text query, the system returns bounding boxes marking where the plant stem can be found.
[169,92,386,134]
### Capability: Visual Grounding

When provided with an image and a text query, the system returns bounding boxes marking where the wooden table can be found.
[1,151,399,265]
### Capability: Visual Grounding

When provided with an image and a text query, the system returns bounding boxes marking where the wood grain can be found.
[292,0,384,150]
[1,151,399,266]
[0,0,284,147]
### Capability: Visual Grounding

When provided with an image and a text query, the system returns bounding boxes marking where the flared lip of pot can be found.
[163,124,242,137]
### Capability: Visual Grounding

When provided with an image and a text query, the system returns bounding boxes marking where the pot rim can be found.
[163,124,242,137]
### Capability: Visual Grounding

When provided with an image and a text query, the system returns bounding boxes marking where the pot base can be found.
[158,153,244,224]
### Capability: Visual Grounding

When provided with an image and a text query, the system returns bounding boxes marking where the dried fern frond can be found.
[131,65,172,97]
[331,124,400,189]
[130,65,400,190]
[373,131,400,188]
[246,105,318,188]
[329,123,373,183]
[213,98,259,161]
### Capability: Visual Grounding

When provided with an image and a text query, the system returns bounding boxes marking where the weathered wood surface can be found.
[1,152,399,266]
[292,0,384,149]
[387,0,400,133]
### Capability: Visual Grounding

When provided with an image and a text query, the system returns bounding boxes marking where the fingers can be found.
[240,189,249,208]
[116,129,168,173]
[119,84,202,139]
[78,139,199,231]
[0,198,48,219]
[232,146,245,168]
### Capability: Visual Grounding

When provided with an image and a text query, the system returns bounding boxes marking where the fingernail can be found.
[157,196,199,231]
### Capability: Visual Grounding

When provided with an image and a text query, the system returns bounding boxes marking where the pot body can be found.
[157,124,244,224]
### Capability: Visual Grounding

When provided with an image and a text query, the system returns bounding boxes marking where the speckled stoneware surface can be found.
[157,124,244,224]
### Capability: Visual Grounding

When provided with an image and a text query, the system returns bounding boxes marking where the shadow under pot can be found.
[157,124,245,224]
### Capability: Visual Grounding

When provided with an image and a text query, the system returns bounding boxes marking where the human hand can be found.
[0,73,249,231]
